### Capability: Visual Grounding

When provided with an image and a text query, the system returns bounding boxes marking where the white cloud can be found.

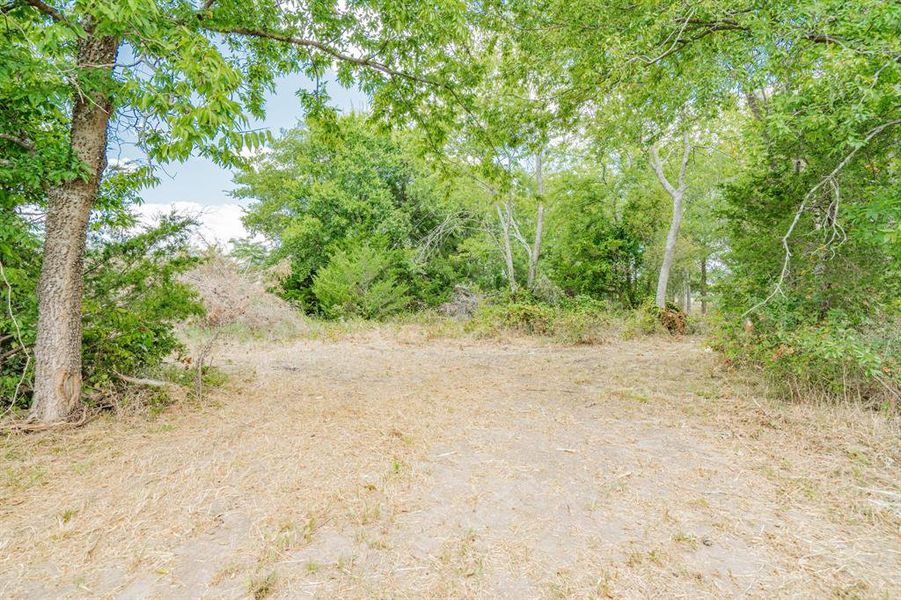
[239,145,272,160]
[108,157,138,172]
[134,202,248,247]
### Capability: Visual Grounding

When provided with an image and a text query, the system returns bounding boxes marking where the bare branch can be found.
[804,33,843,45]
[637,6,696,65]
[649,143,677,197]
[742,119,901,318]
[506,203,532,257]
[0,259,30,413]
[650,133,691,196]
[0,345,25,363]
[0,133,36,152]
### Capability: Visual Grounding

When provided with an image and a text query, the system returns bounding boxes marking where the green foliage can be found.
[312,245,409,320]
[0,211,39,403]
[237,114,491,310]
[715,311,899,407]
[3,0,898,411]
[1,0,480,181]
[545,169,661,307]
[81,215,205,390]
[1,214,203,407]
[467,296,644,345]
[470,301,555,337]
[712,3,901,403]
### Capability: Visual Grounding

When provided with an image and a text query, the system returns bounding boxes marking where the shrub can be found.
[312,245,409,319]
[549,310,615,345]
[0,211,39,405]
[468,298,624,344]
[80,215,205,391]
[467,301,554,337]
[621,303,667,339]
[656,303,687,335]
[716,310,899,407]
[1,214,204,409]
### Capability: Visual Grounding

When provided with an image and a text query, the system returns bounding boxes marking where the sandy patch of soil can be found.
[1,331,898,598]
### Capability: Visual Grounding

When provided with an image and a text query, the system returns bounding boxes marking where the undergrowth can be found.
[293,297,697,345]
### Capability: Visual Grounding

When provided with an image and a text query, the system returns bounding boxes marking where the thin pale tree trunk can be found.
[650,132,691,309]
[527,150,545,289]
[700,255,708,315]
[496,203,517,293]
[685,273,691,313]
[30,33,117,422]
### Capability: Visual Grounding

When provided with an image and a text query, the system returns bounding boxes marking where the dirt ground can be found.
[1,330,899,599]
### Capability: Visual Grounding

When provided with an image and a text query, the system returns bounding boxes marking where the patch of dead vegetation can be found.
[181,252,309,341]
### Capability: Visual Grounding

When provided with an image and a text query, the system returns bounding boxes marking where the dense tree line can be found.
[1,0,898,422]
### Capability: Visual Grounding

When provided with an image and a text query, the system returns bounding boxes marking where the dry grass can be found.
[0,329,898,598]
[180,253,309,341]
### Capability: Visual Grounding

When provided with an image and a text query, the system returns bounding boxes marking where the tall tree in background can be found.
[648,132,691,308]
[1,0,479,422]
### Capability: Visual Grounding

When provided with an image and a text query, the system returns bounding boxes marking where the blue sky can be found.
[130,73,367,244]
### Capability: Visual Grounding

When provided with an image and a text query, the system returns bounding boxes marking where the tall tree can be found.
[649,132,691,309]
[2,0,479,422]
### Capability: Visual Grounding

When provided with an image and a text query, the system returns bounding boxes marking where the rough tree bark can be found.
[29,32,118,422]
[527,150,545,289]
[650,132,691,309]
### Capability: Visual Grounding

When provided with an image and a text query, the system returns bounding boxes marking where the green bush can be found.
[467,297,627,344]
[1,214,204,408]
[548,310,616,344]
[620,300,669,339]
[716,310,899,407]
[81,215,204,390]
[467,301,554,337]
[312,245,409,319]
[0,210,39,403]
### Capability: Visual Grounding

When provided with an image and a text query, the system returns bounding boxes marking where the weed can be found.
[305,561,321,574]
[672,532,700,550]
[248,570,278,599]
[59,508,78,524]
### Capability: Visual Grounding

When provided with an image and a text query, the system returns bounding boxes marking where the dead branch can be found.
[2,405,97,434]
[114,372,170,388]
[742,119,901,318]
[0,133,36,152]
[0,258,30,412]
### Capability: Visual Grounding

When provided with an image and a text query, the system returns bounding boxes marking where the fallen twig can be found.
[2,406,98,434]
[115,372,171,388]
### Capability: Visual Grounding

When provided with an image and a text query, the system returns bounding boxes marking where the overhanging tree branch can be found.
[199,24,432,87]
[23,0,65,22]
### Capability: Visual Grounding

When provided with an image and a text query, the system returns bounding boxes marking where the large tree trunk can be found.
[29,33,117,423]
[650,133,691,309]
